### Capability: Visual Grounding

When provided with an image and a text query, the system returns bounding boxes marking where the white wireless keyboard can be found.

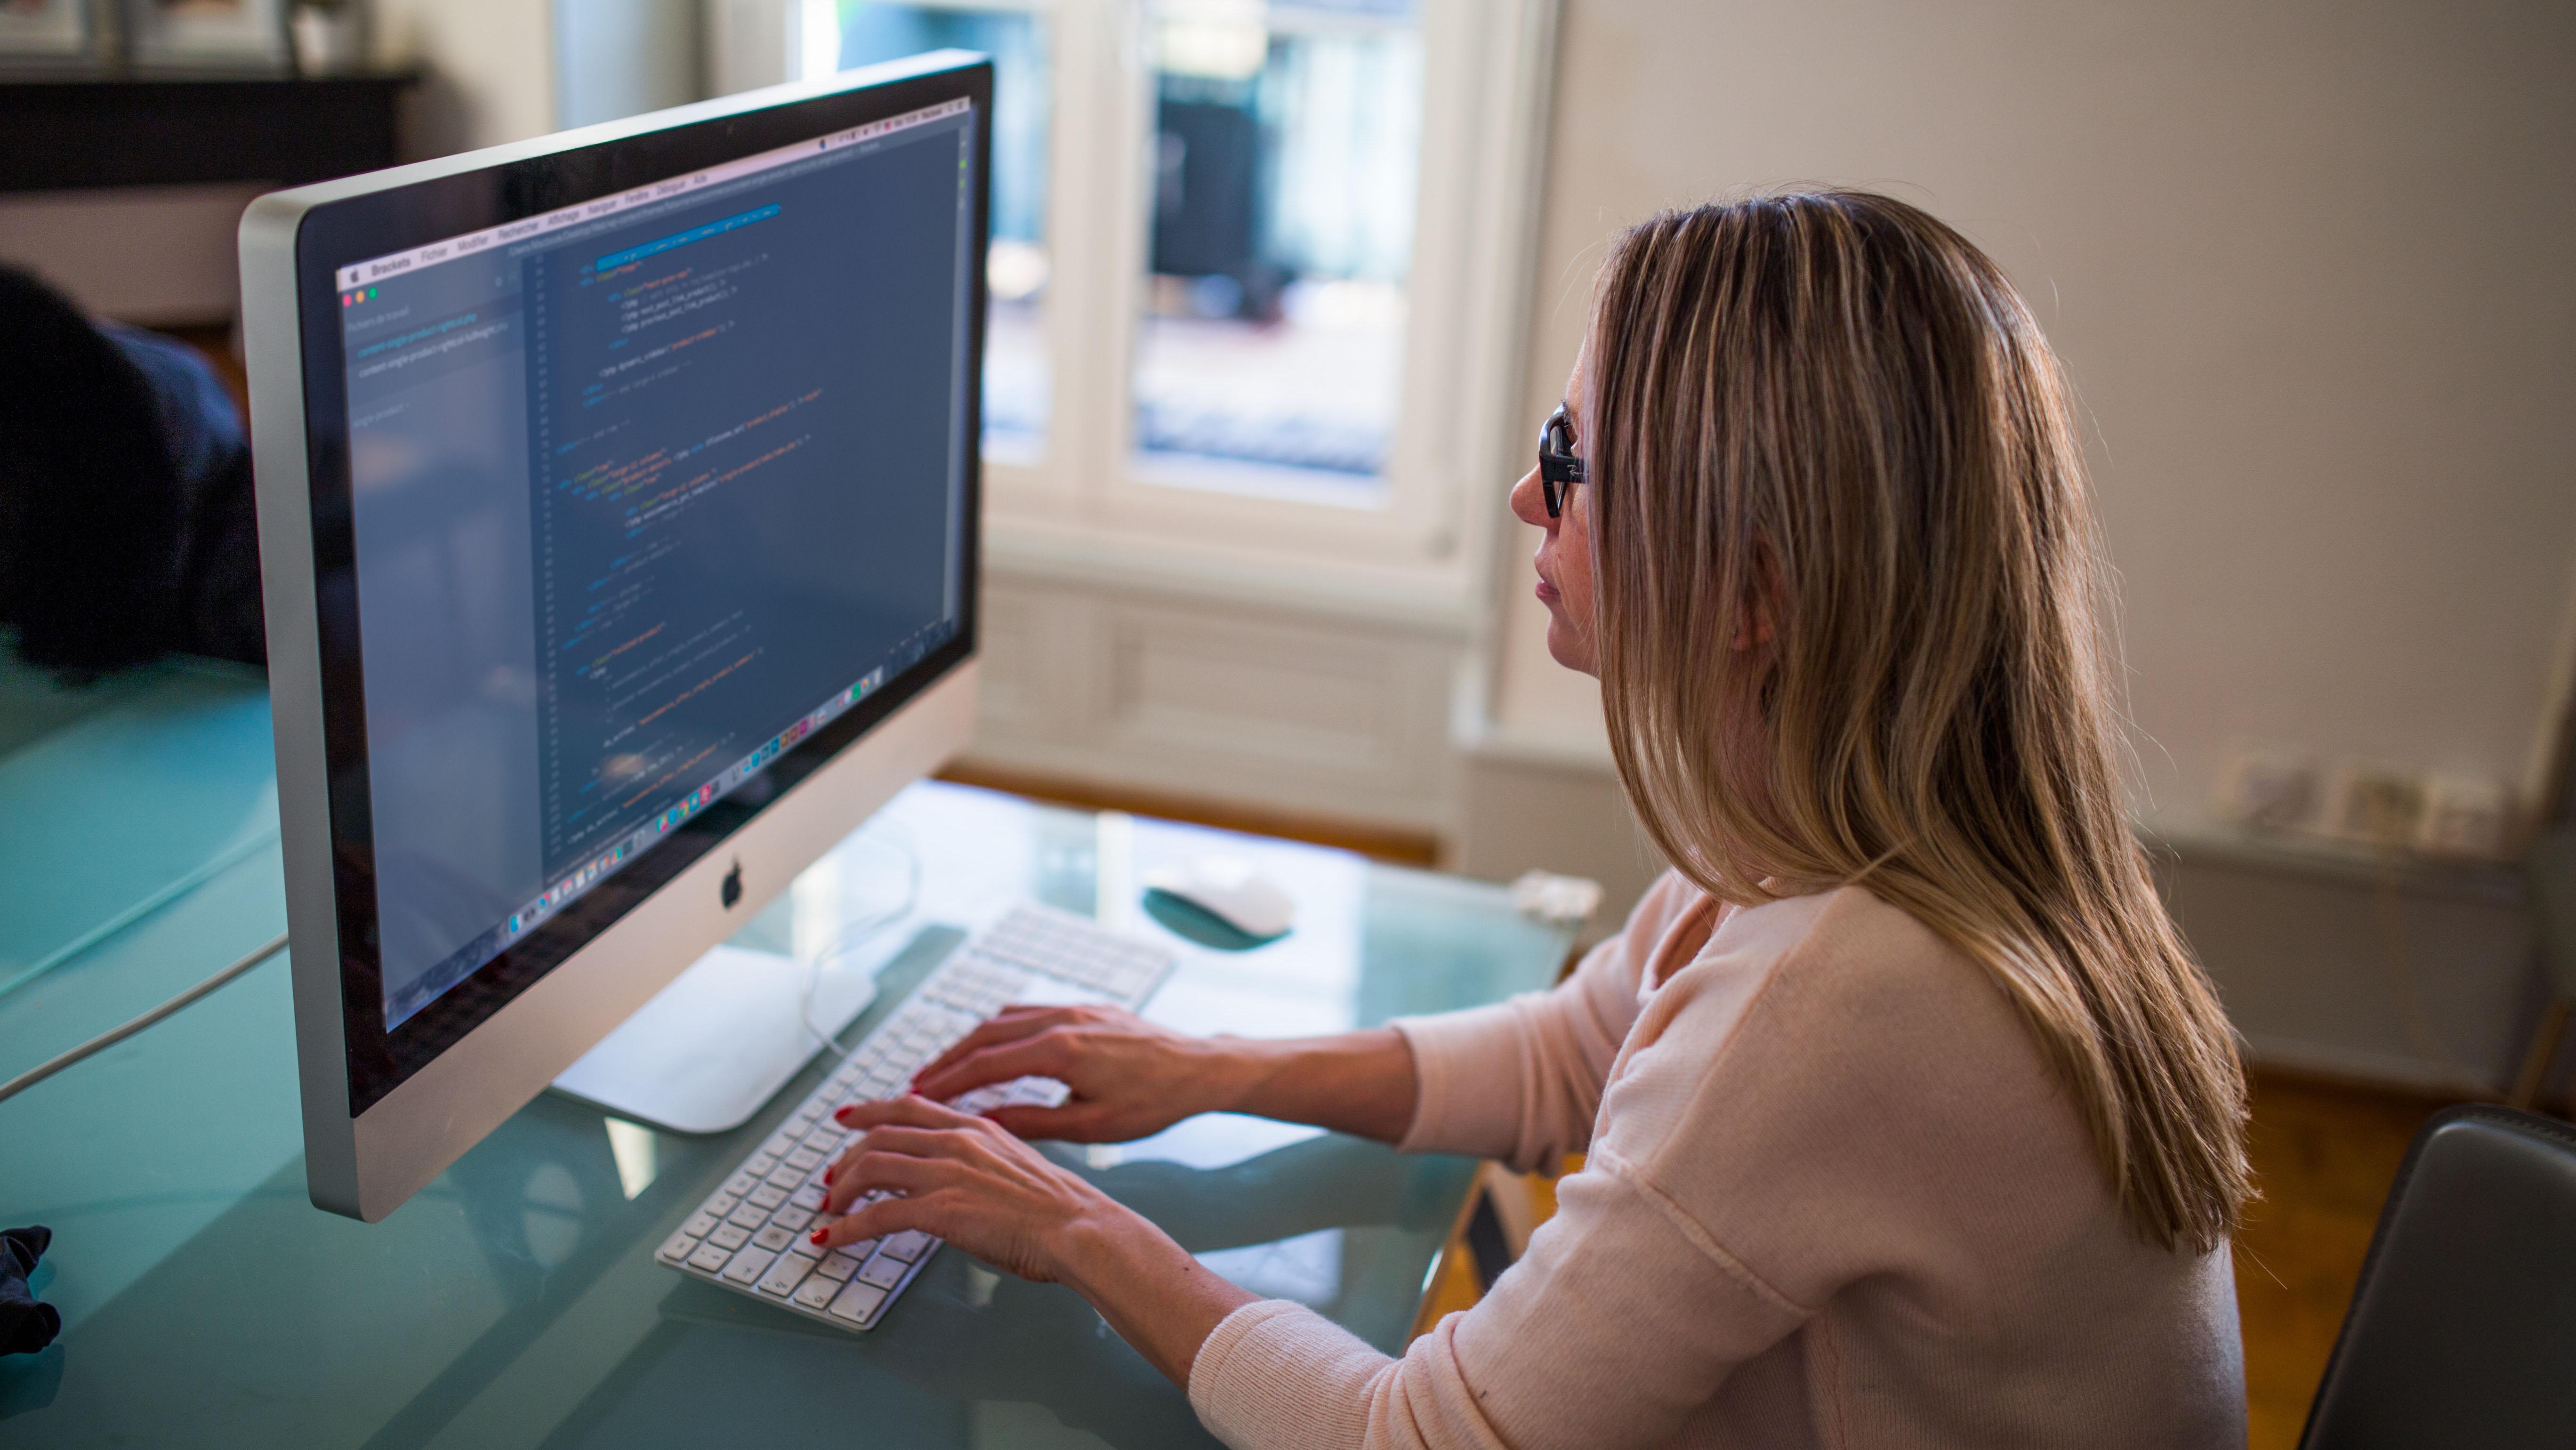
[655,904,1175,1330]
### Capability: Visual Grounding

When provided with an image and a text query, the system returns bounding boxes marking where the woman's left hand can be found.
[813,1094,1127,1282]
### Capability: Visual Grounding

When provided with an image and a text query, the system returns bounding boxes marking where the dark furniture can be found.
[0,72,416,193]
[2300,1104,2576,1449]
[2512,827,2576,1111]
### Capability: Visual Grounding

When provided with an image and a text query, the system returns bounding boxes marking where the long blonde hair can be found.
[1587,190,2248,1253]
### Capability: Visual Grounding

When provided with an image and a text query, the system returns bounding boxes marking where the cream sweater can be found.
[1186,871,2246,1449]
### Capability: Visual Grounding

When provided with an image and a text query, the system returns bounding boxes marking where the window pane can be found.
[838,3,1052,461]
[1135,0,1422,505]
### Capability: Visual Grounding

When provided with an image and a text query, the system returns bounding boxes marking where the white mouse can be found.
[1143,857,1296,939]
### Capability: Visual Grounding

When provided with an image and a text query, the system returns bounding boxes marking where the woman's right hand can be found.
[908,1004,1246,1144]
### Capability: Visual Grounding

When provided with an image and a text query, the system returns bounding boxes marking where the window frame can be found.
[965,0,1558,620]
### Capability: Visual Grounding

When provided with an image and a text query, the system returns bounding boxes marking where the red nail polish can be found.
[810,1231,827,1245]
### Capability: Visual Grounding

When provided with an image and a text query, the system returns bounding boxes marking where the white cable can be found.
[0,931,288,1106]
[797,826,920,1062]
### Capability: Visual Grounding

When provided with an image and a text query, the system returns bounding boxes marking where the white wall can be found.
[557,0,703,128]
[374,0,560,155]
[0,183,267,324]
[1492,0,2576,831]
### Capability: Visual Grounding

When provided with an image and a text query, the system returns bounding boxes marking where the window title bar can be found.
[335,98,970,294]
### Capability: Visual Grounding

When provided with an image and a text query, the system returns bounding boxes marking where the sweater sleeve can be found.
[1387,872,1696,1170]
[1187,1150,1810,1450]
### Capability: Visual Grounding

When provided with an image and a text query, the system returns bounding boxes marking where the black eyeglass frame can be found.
[1538,402,1586,517]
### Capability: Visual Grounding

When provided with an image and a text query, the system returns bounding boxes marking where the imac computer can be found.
[243,53,990,1223]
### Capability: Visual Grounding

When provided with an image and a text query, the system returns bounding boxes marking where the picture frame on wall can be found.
[0,0,105,67]
[126,0,290,72]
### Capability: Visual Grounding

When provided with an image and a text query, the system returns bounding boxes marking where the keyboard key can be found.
[790,1185,826,1210]
[724,1173,759,1199]
[727,1203,767,1230]
[757,1256,810,1297]
[657,1232,699,1265]
[711,1223,752,1251]
[857,1252,908,1289]
[765,1166,805,1191]
[748,1184,788,1210]
[746,1152,779,1176]
[763,1133,798,1158]
[784,1147,824,1171]
[814,1251,862,1281]
[722,1248,776,1285]
[705,1191,740,1218]
[687,1243,733,1274]
[827,1280,889,1324]
[753,1224,796,1252]
[786,1238,823,1263]
[879,1231,933,1263]
[773,1207,813,1232]
[683,1211,720,1238]
[793,1277,839,1309]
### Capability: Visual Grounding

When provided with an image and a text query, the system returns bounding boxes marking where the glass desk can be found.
[0,661,1574,1448]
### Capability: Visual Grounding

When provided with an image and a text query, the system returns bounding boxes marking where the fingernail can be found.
[810,1231,827,1246]
[834,1106,855,1123]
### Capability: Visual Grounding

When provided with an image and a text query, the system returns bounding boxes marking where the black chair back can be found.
[2299,1104,2576,1449]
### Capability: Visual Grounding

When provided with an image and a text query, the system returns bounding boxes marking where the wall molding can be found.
[968,571,1466,834]
[987,520,1478,637]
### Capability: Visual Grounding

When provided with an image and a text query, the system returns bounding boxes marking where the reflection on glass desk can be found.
[0,661,1574,1448]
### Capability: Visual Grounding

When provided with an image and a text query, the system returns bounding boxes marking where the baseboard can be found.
[2238,1034,2508,1101]
[940,759,1443,867]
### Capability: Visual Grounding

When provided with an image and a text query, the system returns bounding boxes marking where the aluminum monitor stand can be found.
[548,941,879,1134]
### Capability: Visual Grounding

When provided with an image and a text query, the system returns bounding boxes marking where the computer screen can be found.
[260,66,988,1129]
[338,98,975,1034]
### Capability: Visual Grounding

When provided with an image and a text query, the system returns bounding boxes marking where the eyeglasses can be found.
[1538,402,1586,518]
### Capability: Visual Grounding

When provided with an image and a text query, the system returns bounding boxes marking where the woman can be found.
[815,190,2251,1447]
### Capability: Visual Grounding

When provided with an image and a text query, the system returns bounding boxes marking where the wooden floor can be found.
[2234,1071,2452,1449]
[936,761,1443,867]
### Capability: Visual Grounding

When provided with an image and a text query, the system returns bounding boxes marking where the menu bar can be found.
[335,97,971,294]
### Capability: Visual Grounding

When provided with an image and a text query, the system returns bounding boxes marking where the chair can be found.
[2510,827,2576,1112]
[2298,1104,2576,1449]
